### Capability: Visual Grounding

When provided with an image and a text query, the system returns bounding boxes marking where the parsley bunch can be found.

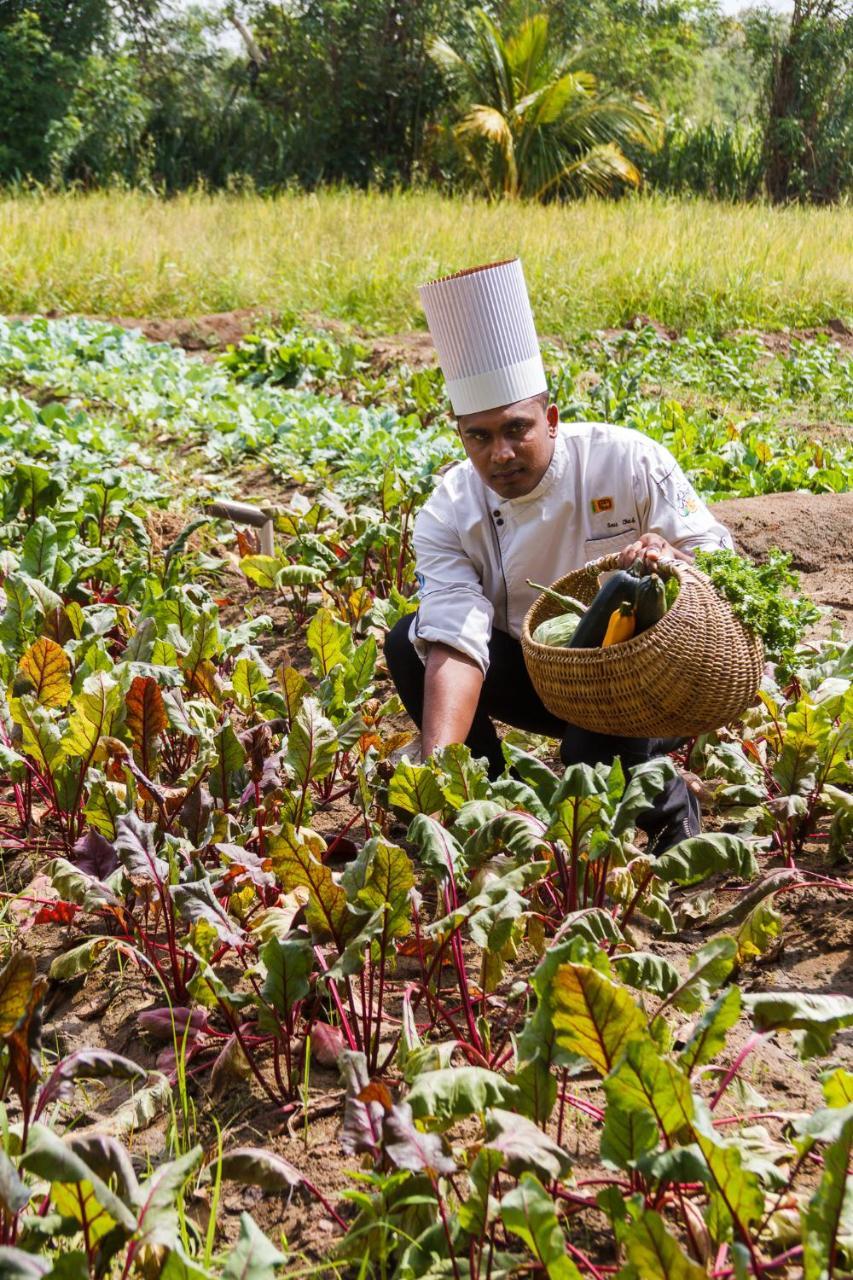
[694,548,821,670]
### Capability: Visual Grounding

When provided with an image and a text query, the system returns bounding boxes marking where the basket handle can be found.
[584,552,688,582]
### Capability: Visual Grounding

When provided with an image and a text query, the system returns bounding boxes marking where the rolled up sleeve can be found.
[635,442,733,555]
[409,504,494,675]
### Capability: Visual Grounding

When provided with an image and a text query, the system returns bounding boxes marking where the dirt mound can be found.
[710,490,853,633]
[367,331,436,372]
[4,309,278,352]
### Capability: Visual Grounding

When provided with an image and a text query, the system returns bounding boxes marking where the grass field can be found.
[2,189,852,335]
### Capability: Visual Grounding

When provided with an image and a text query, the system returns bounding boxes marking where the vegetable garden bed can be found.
[0,317,851,1280]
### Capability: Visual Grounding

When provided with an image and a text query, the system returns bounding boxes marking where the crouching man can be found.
[385,260,733,854]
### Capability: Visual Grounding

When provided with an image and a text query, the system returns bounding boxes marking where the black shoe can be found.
[645,788,701,858]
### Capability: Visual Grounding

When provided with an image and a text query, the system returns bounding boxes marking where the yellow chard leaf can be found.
[51,1181,117,1245]
[61,672,121,761]
[552,962,646,1076]
[18,636,72,708]
[0,952,37,1037]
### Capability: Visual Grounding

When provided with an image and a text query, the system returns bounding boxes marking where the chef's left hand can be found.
[618,533,689,570]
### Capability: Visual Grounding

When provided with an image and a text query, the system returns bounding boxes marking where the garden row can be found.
[0,317,850,1279]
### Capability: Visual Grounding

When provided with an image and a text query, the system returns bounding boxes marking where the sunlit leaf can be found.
[9,695,62,771]
[51,1181,120,1247]
[240,555,280,590]
[671,937,738,1013]
[612,951,681,1000]
[125,675,167,766]
[258,935,313,1026]
[49,937,113,981]
[736,896,783,961]
[604,1038,694,1140]
[655,833,758,887]
[617,1208,708,1279]
[60,671,121,761]
[267,826,354,945]
[803,1108,853,1280]
[0,952,36,1036]
[17,637,71,708]
[306,607,353,677]
[286,696,337,787]
[552,963,646,1076]
[406,813,464,882]
[388,757,445,816]
[20,1125,136,1233]
[679,985,742,1074]
[744,991,853,1059]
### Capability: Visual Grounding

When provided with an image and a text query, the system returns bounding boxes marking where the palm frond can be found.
[536,142,642,199]
[554,97,663,154]
[454,104,518,194]
[431,7,661,202]
[514,72,592,130]
[428,35,471,84]
[471,8,516,115]
[504,13,550,93]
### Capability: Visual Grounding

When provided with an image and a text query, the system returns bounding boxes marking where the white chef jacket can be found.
[410,421,733,675]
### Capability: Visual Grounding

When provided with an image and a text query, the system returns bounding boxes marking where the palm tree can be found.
[430,8,663,200]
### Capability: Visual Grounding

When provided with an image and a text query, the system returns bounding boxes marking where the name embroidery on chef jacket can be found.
[590,495,638,533]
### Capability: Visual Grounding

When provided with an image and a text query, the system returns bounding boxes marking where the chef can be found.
[384,259,733,854]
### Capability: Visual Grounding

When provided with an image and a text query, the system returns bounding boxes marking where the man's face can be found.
[456,395,558,500]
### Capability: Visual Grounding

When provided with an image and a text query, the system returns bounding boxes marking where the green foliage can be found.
[748,0,853,203]
[649,119,764,200]
[430,7,662,199]
[0,313,850,1280]
[694,548,822,668]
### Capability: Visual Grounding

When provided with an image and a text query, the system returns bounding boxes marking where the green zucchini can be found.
[634,574,667,635]
[569,570,642,649]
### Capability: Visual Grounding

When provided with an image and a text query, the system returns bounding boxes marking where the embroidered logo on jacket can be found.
[590,496,613,513]
[674,480,699,517]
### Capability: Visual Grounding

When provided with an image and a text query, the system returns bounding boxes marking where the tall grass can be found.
[1,189,851,335]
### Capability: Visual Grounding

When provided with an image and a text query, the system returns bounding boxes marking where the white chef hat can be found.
[418,258,547,416]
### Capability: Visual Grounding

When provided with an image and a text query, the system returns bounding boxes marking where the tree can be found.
[532,0,720,119]
[430,7,662,199]
[0,0,159,184]
[245,0,471,187]
[748,0,853,202]
[0,3,109,181]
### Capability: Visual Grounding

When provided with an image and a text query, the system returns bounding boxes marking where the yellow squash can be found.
[601,601,637,647]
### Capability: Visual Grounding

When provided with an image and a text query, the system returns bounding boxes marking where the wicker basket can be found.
[521,553,764,738]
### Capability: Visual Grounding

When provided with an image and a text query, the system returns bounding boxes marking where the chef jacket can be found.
[410,421,733,675]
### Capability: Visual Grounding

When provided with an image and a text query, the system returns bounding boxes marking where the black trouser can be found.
[384,617,692,843]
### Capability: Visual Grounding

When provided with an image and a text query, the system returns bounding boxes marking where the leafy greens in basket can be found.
[695,547,821,669]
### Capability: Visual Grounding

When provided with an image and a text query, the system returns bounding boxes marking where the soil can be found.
[8,307,853,360]
[4,308,282,354]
